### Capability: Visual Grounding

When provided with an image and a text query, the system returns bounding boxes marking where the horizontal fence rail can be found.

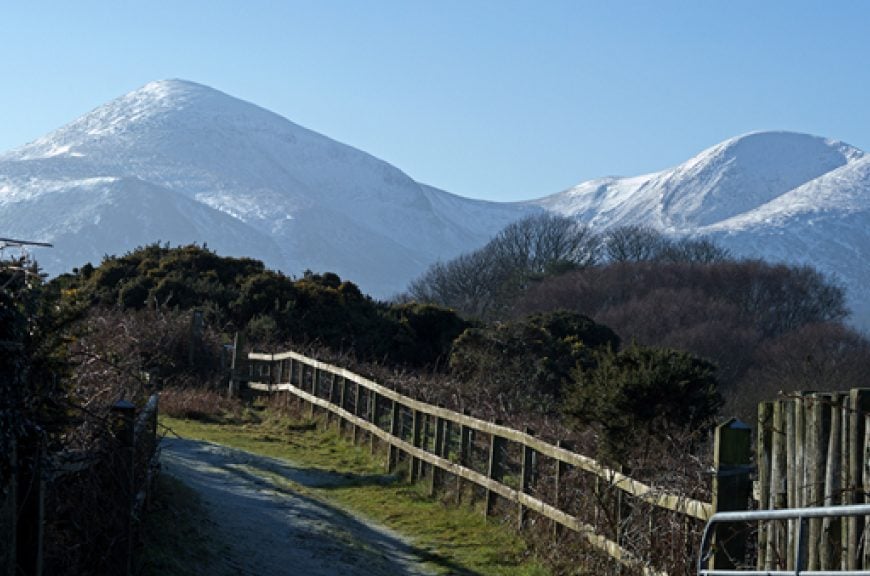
[243,349,716,576]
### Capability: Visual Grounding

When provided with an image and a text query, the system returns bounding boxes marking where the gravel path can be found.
[160,437,436,576]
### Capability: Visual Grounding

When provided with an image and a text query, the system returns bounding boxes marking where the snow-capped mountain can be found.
[534,131,870,325]
[0,79,535,296]
[534,131,864,230]
[2,79,869,324]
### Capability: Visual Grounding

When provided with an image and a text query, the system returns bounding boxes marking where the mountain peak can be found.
[538,130,865,230]
[2,79,286,162]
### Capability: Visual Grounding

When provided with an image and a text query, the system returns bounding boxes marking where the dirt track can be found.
[160,437,435,576]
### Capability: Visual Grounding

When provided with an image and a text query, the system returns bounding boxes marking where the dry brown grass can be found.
[160,386,244,422]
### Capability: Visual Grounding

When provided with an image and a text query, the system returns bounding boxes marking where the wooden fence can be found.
[240,348,751,575]
[2,394,160,576]
[756,389,870,572]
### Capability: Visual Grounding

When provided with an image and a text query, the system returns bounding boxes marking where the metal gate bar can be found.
[698,504,870,576]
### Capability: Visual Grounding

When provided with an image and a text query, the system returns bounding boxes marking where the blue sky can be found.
[1,1,868,201]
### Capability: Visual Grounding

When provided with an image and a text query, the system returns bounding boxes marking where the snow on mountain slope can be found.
[535,131,864,231]
[700,156,870,324]
[0,80,529,296]
[534,131,870,326]
[0,176,287,274]
[2,79,869,323]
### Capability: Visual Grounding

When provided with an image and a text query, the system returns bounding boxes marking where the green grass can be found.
[137,473,234,576]
[160,408,551,576]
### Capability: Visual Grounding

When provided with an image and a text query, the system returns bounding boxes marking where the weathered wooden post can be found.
[188,309,203,367]
[808,393,829,570]
[757,401,773,569]
[457,409,472,505]
[820,393,843,570]
[369,392,379,455]
[410,410,423,482]
[485,422,507,520]
[863,414,870,569]
[710,418,752,570]
[308,367,317,418]
[387,399,400,472]
[553,440,571,537]
[2,439,17,576]
[420,414,431,480]
[847,389,870,570]
[112,399,136,576]
[518,427,536,530]
[352,381,362,445]
[338,376,349,435]
[428,414,446,497]
[15,434,44,576]
[227,331,246,398]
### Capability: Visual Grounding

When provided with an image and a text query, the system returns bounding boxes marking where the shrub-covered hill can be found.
[49,243,469,367]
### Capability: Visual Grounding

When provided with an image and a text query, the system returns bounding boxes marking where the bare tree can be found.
[603,225,667,263]
[408,213,600,319]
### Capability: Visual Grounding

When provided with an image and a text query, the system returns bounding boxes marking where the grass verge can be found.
[159,407,550,576]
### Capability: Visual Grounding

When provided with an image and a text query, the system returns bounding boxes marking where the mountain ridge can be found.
[1,79,868,323]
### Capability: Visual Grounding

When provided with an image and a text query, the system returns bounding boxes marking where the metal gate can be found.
[698,504,870,575]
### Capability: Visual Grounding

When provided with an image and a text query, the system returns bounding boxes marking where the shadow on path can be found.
[161,437,482,576]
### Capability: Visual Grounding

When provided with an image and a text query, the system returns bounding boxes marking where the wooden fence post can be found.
[2,439,16,576]
[553,440,571,537]
[485,423,506,520]
[429,415,446,497]
[308,367,316,418]
[227,331,246,398]
[324,372,335,427]
[457,409,472,505]
[352,381,362,445]
[519,427,536,530]
[16,433,44,576]
[369,393,379,455]
[420,415,431,480]
[387,400,400,473]
[710,418,752,570]
[112,400,136,576]
[410,410,422,482]
[338,376,348,435]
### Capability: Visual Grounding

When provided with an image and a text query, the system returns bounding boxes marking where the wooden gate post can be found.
[710,418,752,570]
[111,400,136,576]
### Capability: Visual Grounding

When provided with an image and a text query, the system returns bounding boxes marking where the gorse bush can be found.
[566,345,722,462]
[448,311,619,410]
[53,243,466,368]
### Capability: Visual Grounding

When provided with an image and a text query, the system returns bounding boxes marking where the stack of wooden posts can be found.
[756,389,870,572]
